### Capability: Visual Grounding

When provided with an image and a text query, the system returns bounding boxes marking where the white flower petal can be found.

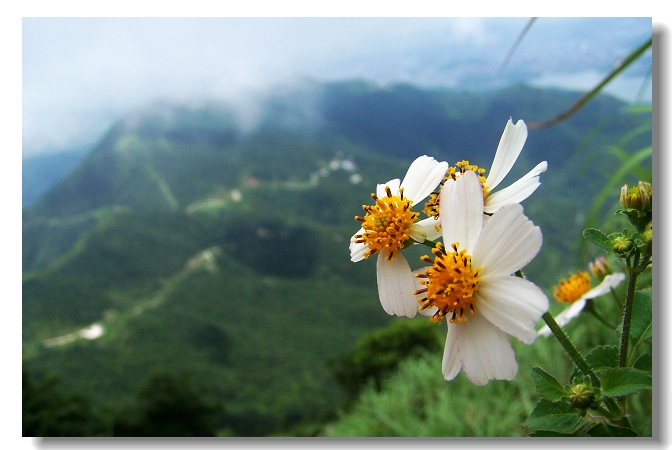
[471,203,541,278]
[485,119,528,191]
[376,178,401,197]
[440,170,483,253]
[349,227,368,262]
[538,299,587,337]
[408,223,428,243]
[583,272,626,299]
[476,276,549,344]
[454,314,518,385]
[484,161,548,214]
[413,217,441,242]
[349,244,367,262]
[442,324,461,381]
[400,156,448,203]
[376,251,417,317]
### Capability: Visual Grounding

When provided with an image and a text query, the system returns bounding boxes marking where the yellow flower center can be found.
[414,242,482,323]
[353,186,419,261]
[554,271,591,303]
[423,160,489,219]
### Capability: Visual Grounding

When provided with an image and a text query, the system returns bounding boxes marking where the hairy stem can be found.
[541,312,600,388]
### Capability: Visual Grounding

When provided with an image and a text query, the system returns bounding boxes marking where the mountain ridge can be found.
[22,80,652,436]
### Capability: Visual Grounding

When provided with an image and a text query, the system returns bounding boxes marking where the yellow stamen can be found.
[414,242,482,324]
[354,187,419,260]
[455,160,489,199]
[423,161,489,219]
[554,271,591,303]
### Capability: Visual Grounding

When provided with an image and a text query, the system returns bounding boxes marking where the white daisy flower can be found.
[350,155,448,317]
[537,272,626,337]
[423,118,547,219]
[414,170,548,385]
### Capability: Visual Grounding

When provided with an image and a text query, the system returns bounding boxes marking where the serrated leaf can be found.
[601,367,652,397]
[523,399,588,433]
[629,290,652,353]
[634,353,652,373]
[583,228,613,253]
[570,345,619,381]
[586,345,620,372]
[586,423,639,437]
[530,367,569,402]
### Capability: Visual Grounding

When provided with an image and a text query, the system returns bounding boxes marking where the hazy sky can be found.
[22,17,652,157]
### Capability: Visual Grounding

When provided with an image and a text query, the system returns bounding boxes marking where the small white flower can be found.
[350,155,448,317]
[414,170,548,385]
[537,272,626,337]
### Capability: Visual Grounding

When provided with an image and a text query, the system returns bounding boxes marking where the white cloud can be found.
[21,17,652,156]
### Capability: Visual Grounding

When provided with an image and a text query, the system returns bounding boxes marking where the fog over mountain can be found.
[22,17,652,157]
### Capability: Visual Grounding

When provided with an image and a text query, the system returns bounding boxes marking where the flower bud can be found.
[588,256,612,279]
[642,229,652,244]
[613,236,633,254]
[620,181,652,213]
[569,383,595,410]
[641,224,653,258]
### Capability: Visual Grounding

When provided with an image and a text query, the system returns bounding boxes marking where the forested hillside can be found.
[22,81,652,436]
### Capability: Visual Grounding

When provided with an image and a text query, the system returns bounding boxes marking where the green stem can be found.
[523,271,624,419]
[517,269,599,385]
[541,312,601,388]
[421,239,439,249]
[619,254,641,368]
[540,312,624,418]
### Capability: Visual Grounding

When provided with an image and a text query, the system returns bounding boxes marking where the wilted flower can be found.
[350,155,448,317]
[537,271,626,337]
[588,256,612,279]
[414,171,548,385]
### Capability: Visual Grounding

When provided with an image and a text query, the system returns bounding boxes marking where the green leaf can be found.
[570,345,619,382]
[530,367,569,402]
[529,430,574,437]
[586,423,639,437]
[523,399,588,433]
[583,228,613,253]
[629,290,652,354]
[586,345,620,372]
[634,353,652,373]
[601,368,652,397]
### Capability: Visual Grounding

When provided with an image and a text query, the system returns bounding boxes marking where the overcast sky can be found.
[22,17,652,157]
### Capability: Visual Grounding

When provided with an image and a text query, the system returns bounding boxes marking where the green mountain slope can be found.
[22,82,651,436]
[22,147,89,207]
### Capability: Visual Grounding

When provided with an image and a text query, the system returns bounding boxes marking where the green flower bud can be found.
[620,181,652,213]
[641,225,653,258]
[613,236,633,254]
[569,383,595,410]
